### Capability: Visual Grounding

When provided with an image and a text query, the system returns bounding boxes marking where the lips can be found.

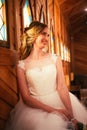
[42,40,48,45]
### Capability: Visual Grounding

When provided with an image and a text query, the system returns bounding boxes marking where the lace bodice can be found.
[18,54,58,96]
[26,63,57,96]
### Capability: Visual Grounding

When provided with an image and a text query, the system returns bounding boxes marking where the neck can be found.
[29,47,46,60]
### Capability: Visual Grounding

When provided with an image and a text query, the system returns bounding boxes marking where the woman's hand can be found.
[57,109,79,130]
[53,109,79,130]
[58,109,72,120]
[52,109,72,121]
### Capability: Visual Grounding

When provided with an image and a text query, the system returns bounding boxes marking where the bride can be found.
[5,21,87,130]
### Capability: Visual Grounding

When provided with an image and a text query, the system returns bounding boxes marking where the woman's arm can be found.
[56,56,74,119]
[56,56,79,129]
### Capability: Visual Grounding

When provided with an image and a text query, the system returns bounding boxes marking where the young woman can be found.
[5,21,87,130]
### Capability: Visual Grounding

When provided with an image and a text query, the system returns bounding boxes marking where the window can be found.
[50,25,55,54]
[23,0,32,28]
[0,0,7,41]
[40,5,45,23]
[40,12,45,23]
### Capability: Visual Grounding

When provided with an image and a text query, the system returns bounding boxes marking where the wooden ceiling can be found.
[58,0,87,75]
[58,0,87,36]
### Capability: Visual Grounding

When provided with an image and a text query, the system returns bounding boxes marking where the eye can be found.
[47,34,49,37]
[41,32,49,37]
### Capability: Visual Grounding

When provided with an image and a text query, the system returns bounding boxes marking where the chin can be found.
[42,47,48,53]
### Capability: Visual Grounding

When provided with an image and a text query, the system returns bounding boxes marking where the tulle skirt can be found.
[5,91,87,130]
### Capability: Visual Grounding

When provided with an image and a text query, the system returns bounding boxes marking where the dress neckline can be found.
[25,53,51,63]
[26,63,56,72]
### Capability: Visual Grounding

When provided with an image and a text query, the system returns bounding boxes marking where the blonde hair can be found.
[19,21,47,59]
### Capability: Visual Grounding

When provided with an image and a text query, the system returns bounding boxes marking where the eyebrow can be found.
[41,32,49,36]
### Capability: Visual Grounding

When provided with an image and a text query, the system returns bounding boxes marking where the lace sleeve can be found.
[17,60,25,70]
[51,54,59,63]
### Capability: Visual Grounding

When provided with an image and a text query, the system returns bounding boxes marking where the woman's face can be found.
[34,27,49,50]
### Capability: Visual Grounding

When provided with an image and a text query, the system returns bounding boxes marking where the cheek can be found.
[36,37,42,43]
[39,42,45,49]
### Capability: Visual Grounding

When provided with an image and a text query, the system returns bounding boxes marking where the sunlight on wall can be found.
[23,0,32,28]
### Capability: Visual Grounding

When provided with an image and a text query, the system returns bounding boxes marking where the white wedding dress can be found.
[5,54,87,130]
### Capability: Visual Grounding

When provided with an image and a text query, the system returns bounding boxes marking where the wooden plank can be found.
[0,67,18,93]
[74,62,87,74]
[0,47,18,66]
[80,89,87,97]
[0,118,6,130]
[7,66,17,76]
[58,0,66,5]
[74,44,87,53]
[0,99,12,120]
[0,79,18,107]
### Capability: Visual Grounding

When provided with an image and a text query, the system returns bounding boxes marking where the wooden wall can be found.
[49,0,71,89]
[71,35,87,75]
[57,0,87,77]
[0,48,18,130]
